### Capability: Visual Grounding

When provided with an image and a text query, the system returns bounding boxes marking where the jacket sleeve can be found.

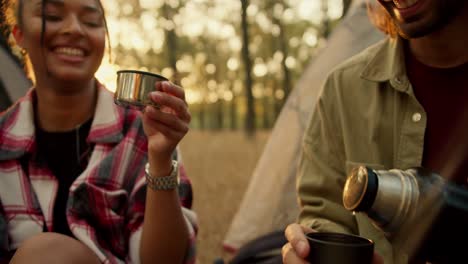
[127,150,198,264]
[296,73,358,235]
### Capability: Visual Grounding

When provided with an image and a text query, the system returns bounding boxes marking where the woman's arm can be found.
[139,81,193,264]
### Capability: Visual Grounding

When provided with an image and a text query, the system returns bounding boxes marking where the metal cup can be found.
[306,232,374,264]
[114,70,168,110]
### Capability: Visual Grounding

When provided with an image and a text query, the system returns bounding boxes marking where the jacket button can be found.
[412,113,422,122]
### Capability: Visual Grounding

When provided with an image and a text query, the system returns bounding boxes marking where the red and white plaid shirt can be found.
[0,83,197,263]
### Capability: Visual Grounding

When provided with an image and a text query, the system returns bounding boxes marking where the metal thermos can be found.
[342,166,468,263]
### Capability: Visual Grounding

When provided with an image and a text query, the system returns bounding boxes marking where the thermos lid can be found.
[343,166,379,212]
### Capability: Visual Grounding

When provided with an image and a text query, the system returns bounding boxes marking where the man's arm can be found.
[296,74,358,234]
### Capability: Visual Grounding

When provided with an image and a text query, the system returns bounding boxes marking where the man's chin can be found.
[396,19,441,39]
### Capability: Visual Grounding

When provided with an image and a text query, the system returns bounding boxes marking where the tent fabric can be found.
[0,35,31,111]
[223,0,385,252]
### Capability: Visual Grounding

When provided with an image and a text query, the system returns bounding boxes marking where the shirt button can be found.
[412,113,422,122]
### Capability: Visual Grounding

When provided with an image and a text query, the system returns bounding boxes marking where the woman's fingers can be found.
[149,91,190,122]
[157,81,186,101]
[144,106,189,134]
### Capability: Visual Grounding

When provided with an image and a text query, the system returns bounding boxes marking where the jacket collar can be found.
[0,82,125,161]
[361,37,412,93]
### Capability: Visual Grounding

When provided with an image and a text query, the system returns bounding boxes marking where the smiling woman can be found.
[0,0,197,263]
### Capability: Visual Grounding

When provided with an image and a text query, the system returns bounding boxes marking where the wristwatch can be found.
[145,160,179,190]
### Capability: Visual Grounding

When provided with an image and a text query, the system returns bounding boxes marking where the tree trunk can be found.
[229,82,237,130]
[216,100,224,130]
[230,100,237,130]
[273,16,292,107]
[321,0,331,38]
[162,3,180,84]
[240,0,255,136]
[262,93,270,129]
[199,104,206,130]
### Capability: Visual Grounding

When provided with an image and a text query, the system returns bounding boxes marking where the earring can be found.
[20,48,27,56]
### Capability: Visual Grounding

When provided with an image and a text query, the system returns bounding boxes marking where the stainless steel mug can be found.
[114,70,168,110]
[306,232,374,264]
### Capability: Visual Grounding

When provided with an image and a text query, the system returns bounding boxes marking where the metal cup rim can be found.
[117,70,168,81]
[306,232,374,248]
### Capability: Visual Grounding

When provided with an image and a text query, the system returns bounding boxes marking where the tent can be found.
[0,35,31,111]
[223,0,385,252]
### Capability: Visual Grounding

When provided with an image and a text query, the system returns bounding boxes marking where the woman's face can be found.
[15,0,106,83]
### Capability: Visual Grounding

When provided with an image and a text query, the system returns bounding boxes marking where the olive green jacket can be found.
[297,37,426,264]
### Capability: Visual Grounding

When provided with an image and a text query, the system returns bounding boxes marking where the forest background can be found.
[1,0,354,263]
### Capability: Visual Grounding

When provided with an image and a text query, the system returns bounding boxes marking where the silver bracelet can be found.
[144,160,179,190]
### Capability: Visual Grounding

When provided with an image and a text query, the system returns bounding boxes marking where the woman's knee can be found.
[10,232,101,264]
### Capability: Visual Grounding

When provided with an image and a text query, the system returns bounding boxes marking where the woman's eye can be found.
[44,15,62,21]
[84,21,102,27]
[82,15,104,28]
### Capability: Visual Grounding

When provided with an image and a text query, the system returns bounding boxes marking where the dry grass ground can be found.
[179,130,271,264]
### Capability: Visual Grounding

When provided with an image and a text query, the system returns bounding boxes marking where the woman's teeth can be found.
[393,0,419,9]
[55,47,84,56]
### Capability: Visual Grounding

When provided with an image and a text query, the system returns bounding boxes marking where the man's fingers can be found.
[372,252,384,264]
[282,243,309,264]
[284,224,312,258]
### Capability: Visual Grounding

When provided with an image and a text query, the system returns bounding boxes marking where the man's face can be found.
[377,0,467,38]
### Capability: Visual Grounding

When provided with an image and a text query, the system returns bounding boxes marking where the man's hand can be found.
[282,223,385,264]
[282,223,314,264]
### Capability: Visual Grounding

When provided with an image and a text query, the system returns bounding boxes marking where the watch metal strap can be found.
[145,160,179,190]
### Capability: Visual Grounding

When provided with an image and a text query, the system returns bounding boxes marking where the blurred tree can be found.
[161,2,183,84]
[240,0,256,136]
[268,1,292,112]
[321,0,331,38]
[103,0,347,131]
[229,81,238,130]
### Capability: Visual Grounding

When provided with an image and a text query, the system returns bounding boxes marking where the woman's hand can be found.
[142,81,191,174]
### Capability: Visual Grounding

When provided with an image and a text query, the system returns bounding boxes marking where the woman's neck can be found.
[409,5,468,68]
[35,78,97,132]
